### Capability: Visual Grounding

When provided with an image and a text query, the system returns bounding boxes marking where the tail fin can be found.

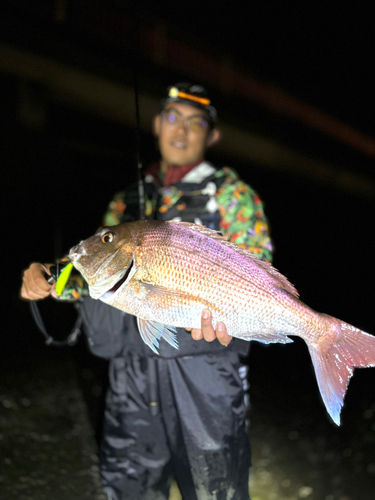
[308,314,375,425]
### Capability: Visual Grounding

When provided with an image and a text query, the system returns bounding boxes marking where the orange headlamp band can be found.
[177,91,211,107]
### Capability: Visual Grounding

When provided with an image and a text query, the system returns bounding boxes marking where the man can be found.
[21,83,273,500]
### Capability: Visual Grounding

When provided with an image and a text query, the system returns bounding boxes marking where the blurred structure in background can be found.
[2,0,375,202]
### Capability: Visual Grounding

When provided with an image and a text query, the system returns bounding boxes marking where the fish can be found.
[68,220,375,425]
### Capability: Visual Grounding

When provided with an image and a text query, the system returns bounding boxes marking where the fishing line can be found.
[29,262,81,346]
[30,301,82,347]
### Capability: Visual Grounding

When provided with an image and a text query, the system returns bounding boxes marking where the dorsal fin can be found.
[167,220,299,298]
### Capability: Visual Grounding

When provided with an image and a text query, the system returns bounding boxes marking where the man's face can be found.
[154,102,219,167]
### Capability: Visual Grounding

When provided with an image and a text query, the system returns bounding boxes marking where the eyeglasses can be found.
[161,108,210,133]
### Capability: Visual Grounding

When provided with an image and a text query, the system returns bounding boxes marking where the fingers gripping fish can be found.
[69,220,375,425]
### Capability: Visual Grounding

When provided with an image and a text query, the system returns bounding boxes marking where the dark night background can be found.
[1,2,375,499]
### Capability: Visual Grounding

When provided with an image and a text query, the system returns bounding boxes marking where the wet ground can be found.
[247,341,375,500]
[1,308,375,500]
[0,348,106,500]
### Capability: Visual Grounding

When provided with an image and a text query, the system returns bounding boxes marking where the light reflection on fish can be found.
[69,220,375,425]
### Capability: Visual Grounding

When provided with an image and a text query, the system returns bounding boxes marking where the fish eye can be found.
[101,232,114,244]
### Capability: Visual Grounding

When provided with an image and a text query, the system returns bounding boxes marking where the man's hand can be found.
[186,309,232,346]
[20,263,55,300]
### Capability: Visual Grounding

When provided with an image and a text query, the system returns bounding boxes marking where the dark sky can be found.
[138,1,374,137]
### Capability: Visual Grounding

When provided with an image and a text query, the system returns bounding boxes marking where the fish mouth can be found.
[69,242,87,261]
[98,258,136,301]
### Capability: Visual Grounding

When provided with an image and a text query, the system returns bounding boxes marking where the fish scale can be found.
[69,219,375,425]
[137,225,305,336]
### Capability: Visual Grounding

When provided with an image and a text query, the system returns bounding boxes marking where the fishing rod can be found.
[132,15,146,221]
[30,37,146,346]
[131,24,158,416]
[133,70,145,220]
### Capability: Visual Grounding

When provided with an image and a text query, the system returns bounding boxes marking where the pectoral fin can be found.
[137,318,179,354]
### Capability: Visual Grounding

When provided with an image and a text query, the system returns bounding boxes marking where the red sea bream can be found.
[69,220,375,425]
